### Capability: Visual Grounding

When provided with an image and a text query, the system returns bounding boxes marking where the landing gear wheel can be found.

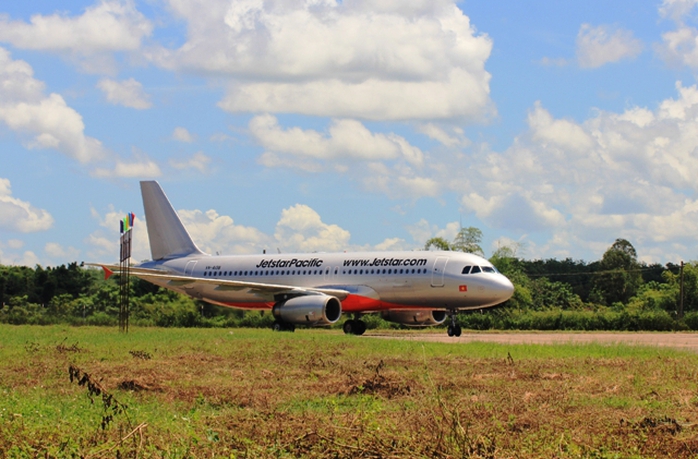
[272,320,295,332]
[446,310,461,337]
[343,319,367,335]
[355,320,367,336]
[343,320,355,335]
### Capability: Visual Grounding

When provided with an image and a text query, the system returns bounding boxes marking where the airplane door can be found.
[184,260,198,276]
[431,257,448,287]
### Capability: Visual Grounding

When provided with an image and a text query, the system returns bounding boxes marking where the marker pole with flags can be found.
[119,213,135,333]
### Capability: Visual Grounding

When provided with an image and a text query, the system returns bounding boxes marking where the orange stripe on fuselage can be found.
[219,294,390,313]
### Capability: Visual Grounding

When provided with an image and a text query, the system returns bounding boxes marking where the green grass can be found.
[2,325,698,458]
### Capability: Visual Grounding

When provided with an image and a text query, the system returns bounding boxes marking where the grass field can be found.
[2,325,698,458]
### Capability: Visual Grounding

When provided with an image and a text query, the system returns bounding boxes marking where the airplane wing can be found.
[84,263,168,280]
[84,263,350,301]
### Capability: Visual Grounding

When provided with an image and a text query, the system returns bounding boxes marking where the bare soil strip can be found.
[371,331,698,350]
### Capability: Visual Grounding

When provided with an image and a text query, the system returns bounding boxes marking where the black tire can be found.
[343,320,355,335]
[454,325,462,337]
[355,320,367,336]
[447,325,455,337]
[272,321,283,332]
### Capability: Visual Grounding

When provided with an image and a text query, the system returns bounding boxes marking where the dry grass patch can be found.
[2,326,698,458]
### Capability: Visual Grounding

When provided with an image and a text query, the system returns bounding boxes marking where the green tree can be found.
[489,244,532,309]
[424,237,451,251]
[452,227,484,256]
[593,238,643,305]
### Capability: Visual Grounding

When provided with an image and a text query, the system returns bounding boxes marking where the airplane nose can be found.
[497,275,515,302]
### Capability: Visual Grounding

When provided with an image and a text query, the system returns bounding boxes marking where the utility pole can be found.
[679,261,685,319]
[119,213,135,333]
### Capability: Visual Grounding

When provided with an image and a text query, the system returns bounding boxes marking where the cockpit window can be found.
[482,266,496,273]
[461,266,471,274]
[470,266,481,274]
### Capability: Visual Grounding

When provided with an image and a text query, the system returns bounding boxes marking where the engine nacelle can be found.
[272,295,342,326]
[381,310,447,327]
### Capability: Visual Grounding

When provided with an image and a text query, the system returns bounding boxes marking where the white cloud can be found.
[0,47,107,163]
[91,156,161,178]
[406,219,465,248]
[169,152,211,174]
[152,0,493,121]
[97,78,152,109]
[0,178,54,233]
[0,0,152,54]
[441,82,698,260]
[45,242,80,261]
[528,102,594,152]
[576,24,643,68]
[86,206,150,262]
[274,204,351,253]
[656,1,698,68]
[7,239,23,250]
[172,127,195,143]
[418,123,469,147]
[539,57,569,67]
[250,114,423,165]
[178,208,270,255]
[659,0,698,22]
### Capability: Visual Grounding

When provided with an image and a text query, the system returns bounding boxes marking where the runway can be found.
[369,331,698,352]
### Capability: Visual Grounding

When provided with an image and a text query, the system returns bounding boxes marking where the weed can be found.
[129,350,152,360]
[68,365,129,430]
[56,338,83,353]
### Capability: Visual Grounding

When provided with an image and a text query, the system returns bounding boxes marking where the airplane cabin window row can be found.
[203,269,327,277]
[201,267,431,277]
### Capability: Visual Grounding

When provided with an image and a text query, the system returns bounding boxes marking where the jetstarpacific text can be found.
[255,258,323,268]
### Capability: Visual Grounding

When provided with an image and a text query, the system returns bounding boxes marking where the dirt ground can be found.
[371,331,698,351]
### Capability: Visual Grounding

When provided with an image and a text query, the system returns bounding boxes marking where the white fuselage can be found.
[139,250,514,312]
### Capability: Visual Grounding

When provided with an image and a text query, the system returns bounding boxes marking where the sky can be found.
[2,0,698,267]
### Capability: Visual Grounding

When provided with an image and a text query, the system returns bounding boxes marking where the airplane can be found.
[91,181,514,337]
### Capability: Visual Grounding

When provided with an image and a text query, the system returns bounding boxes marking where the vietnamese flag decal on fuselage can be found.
[459,285,468,292]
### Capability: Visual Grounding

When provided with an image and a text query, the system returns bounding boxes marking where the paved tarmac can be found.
[370,332,698,352]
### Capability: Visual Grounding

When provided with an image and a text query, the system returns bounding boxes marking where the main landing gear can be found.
[343,316,367,336]
[272,320,295,332]
[446,310,462,337]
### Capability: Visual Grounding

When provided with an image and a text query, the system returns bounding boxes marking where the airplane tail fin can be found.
[140,181,205,260]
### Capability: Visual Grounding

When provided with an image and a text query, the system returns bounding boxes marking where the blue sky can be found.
[1,0,698,267]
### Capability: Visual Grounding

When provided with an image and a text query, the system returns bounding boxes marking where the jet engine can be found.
[272,295,342,326]
[380,310,447,327]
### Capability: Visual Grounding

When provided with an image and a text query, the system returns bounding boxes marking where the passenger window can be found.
[471,266,481,274]
[462,266,471,274]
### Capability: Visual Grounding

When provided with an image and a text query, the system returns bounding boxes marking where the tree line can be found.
[1,232,697,330]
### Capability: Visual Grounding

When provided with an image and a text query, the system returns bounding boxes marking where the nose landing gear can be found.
[446,310,462,337]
